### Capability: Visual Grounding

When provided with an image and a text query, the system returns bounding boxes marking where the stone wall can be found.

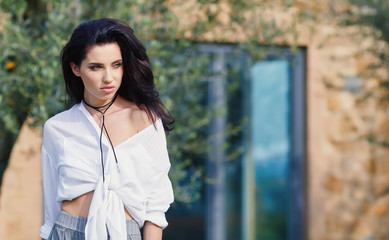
[299,4,389,240]
[307,25,389,239]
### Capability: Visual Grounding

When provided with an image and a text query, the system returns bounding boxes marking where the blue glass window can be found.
[250,60,290,239]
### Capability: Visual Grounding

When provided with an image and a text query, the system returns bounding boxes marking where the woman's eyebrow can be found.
[87,59,122,65]
[87,62,104,65]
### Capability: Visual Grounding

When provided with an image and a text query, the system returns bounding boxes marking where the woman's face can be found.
[71,42,123,105]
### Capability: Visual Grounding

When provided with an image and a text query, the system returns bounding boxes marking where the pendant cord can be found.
[83,95,119,182]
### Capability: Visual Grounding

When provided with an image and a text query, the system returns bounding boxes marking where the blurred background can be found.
[1,0,389,239]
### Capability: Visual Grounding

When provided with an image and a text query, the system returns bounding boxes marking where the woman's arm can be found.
[143,221,162,240]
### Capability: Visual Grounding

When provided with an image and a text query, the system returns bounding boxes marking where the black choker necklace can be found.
[83,94,118,112]
[83,94,119,182]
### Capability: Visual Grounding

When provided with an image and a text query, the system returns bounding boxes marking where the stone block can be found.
[327,92,355,112]
[374,158,389,177]
[355,52,376,74]
[375,203,389,218]
[376,114,389,136]
[352,195,389,239]
[352,219,374,239]
[325,214,344,233]
[324,174,343,193]
[323,72,344,89]
[364,78,379,91]
[328,111,366,142]
[373,177,389,196]
[363,158,375,174]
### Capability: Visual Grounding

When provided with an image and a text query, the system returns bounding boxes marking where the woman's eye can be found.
[113,62,122,68]
[89,65,100,70]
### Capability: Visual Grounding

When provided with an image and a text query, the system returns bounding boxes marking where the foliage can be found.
[344,0,389,41]
[0,0,72,186]
[0,0,299,201]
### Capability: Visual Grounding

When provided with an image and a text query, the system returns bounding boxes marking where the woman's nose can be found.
[102,69,113,83]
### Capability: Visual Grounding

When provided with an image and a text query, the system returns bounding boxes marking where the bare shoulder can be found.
[130,104,152,128]
[118,97,156,131]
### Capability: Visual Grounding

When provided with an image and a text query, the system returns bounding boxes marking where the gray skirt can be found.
[48,211,141,240]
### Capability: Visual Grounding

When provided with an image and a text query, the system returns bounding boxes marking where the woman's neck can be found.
[83,94,118,114]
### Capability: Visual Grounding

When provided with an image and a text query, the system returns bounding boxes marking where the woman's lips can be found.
[100,86,115,93]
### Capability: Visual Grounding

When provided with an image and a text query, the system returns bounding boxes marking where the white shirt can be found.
[40,102,174,240]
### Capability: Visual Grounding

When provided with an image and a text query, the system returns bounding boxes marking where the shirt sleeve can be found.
[40,146,61,239]
[144,163,174,229]
[144,125,174,229]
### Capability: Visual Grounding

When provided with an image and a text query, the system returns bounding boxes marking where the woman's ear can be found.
[70,62,81,77]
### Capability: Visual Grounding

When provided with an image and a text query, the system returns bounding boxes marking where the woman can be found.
[40,18,174,240]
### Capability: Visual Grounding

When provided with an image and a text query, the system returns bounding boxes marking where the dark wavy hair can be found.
[61,18,173,132]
